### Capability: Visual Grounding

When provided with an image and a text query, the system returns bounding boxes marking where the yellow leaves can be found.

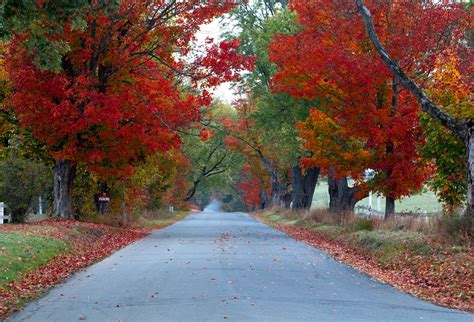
[433,51,461,88]
[0,41,11,97]
[429,50,472,120]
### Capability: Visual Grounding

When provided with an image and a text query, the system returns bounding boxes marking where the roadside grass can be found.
[256,208,473,311]
[260,208,471,254]
[0,209,191,291]
[83,208,191,230]
[134,209,191,229]
[0,233,68,290]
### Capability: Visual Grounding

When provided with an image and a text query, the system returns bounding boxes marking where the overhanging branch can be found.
[354,0,468,139]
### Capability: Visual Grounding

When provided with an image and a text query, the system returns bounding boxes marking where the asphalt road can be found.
[9,203,473,322]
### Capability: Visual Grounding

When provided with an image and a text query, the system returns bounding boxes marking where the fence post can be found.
[0,202,5,224]
[39,196,43,215]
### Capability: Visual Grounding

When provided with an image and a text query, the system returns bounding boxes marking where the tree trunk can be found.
[291,165,303,208]
[271,183,283,207]
[53,160,76,219]
[259,190,269,209]
[328,169,358,212]
[121,185,127,225]
[292,166,320,209]
[385,196,395,219]
[467,127,474,217]
[269,169,287,208]
[270,172,279,206]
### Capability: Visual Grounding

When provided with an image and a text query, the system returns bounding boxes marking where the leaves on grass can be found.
[270,222,473,312]
[0,220,148,318]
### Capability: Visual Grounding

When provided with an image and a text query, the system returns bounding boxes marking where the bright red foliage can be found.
[270,0,468,200]
[236,164,271,210]
[6,0,253,179]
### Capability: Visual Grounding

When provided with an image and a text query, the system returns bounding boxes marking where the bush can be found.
[0,156,51,223]
[73,167,98,221]
[436,215,473,245]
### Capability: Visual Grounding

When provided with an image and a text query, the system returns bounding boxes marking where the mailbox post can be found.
[96,193,110,215]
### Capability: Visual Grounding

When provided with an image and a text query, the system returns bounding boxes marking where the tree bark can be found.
[291,165,320,209]
[53,160,76,219]
[467,128,474,216]
[259,189,269,209]
[328,169,359,212]
[271,178,287,208]
[121,185,127,226]
[385,196,395,219]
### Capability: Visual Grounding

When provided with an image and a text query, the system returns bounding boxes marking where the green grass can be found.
[312,180,442,213]
[260,212,300,227]
[310,223,346,237]
[350,230,431,266]
[139,210,190,228]
[0,233,68,289]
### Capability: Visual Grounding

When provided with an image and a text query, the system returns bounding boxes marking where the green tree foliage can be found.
[0,0,107,71]
[131,149,189,210]
[182,103,244,209]
[421,52,471,212]
[422,116,466,212]
[0,154,52,223]
[224,1,320,208]
[226,2,312,166]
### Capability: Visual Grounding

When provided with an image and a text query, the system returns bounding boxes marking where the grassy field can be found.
[0,233,68,289]
[312,180,442,213]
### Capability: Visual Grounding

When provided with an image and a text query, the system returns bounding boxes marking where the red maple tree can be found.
[269,0,467,215]
[6,0,253,218]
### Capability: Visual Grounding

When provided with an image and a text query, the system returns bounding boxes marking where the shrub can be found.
[0,156,51,223]
[436,215,473,245]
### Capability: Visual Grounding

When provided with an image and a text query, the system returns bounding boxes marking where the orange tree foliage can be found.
[269,0,468,202]
[6,0,253,179]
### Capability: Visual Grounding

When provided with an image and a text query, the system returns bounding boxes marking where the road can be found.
[9,203,473,321]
